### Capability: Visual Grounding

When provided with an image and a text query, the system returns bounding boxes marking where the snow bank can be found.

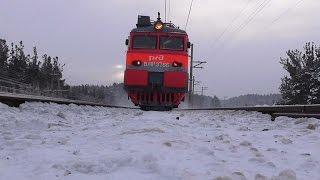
[0,102,319,180]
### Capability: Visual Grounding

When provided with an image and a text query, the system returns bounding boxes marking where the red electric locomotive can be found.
[124,13,190,110]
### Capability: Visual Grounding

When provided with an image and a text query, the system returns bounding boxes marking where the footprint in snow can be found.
[273,135,283,138]
[229,145,239,153]
[3,135,13,141]
[294,118,308,125]
[249,147,264,157]
[231,172,247,180]
[57,111,66,119]
[307,123,318,130]
[279,137,293,144]
[254,173,268,180]
[272,169,297,180]
[72,150,80,155]
[215,134,231,143]
[254,152,264,158]
[266,148,279,154]
[249,157,266,163]
[64,170,71,176]
[239,140,252,147]
[142,154,159,171]
[120,128,165,135]
[213,176,232,180]
[197,147,215,156]
[23,134,41,140]
[238,126,251,131]
[300,153,311,156]
[57,138,69,145]
[265,161,276,168]
[2,131,12,136]
[299,158,319,171]
[214,173,247,180]
[163,142,172,147]
[65,157,134,174]
[39,109,50,114]
[134,112,143,116]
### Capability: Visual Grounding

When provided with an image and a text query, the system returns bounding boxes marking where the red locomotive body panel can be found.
[123,15,190,110]
[124,69,148,86]
[164,71,188,88]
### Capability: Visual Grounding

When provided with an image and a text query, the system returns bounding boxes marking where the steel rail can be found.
[182,105,320,113]
[0,92,319,119]
[180,105,320,120]
[0,92,137,109]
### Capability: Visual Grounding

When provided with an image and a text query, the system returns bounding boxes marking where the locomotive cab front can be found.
[124,14,190,110]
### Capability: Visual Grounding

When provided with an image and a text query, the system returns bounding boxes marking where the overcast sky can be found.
[1,0,319,98]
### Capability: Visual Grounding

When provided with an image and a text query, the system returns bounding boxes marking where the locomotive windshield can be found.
[133,35,157,49]
[160,36,184,51]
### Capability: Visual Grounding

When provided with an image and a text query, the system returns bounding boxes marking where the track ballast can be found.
[0,92,319,120]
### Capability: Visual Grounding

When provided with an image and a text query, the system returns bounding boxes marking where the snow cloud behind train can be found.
[1,0,319,97]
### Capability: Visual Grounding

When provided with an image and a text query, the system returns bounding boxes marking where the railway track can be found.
[182,106,320,120]
[0,92,137,109]
[0,92,319,120]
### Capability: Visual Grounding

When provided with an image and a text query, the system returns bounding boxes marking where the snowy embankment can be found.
[0,103,319,180]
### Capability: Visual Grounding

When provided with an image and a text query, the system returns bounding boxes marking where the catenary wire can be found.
[212,0,253,47]
[185,0,194,31]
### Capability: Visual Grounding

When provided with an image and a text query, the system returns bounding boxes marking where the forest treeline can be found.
[0,39,65,91]
[190,94,221,108]
[0,39,128,105]
[68,83,131,106]
[221,94,281,107]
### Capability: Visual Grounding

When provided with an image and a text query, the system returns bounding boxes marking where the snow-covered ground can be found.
[0,102,319,180]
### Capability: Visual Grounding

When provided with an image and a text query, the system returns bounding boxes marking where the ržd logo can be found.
[149,55,164,61]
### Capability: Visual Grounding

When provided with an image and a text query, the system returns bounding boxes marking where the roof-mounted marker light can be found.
[154,12,164,30]
[154,22,163,30]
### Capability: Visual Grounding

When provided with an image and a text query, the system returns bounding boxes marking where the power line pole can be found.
[189,44,207,95]
[201,86,208,96]
[188,43,207,107]
[192,76,201,94]
[188,43,194,103]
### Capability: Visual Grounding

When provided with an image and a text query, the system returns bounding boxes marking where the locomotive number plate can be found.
[144,62,170,68]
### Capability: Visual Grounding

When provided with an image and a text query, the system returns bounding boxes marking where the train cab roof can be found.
[130,14,187,35]
[131,26,187,34]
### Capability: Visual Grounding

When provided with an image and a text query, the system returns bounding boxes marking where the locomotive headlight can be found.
[172,61,182,67]
[132,60,142,66]
[154,22,163,30]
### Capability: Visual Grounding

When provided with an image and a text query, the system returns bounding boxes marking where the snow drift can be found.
[0,102,319,180]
